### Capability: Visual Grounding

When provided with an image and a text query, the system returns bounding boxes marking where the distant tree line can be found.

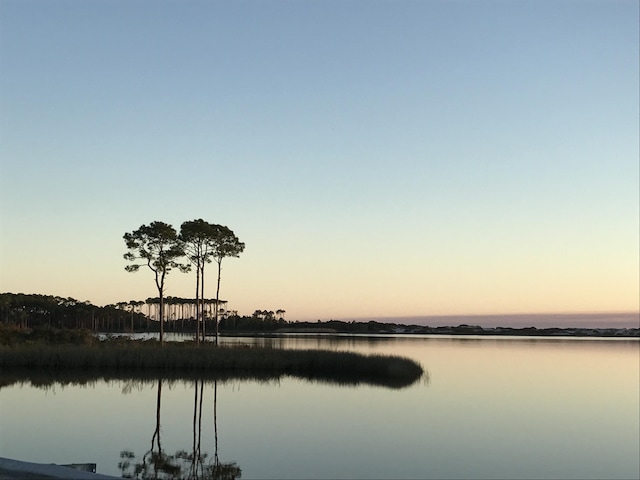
[0,291,392,335]
[0,293,147,331]
[0,292,290,334]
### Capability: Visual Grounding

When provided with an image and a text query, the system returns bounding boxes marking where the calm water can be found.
[1,335,638,479]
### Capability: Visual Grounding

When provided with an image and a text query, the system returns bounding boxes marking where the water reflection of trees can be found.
[119,378,241,480]
[1,367,420,392]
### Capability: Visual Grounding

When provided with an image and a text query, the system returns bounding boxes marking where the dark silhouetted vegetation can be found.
[123,219,245,346]
[0,325,424,389]
[0,293,151,331]
[124,221,189,344]
[2,293,637,338]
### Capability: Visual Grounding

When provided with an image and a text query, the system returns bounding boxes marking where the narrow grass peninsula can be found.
[0,326,424,389]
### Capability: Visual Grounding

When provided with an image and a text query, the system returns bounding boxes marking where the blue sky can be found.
[1,0,638,321]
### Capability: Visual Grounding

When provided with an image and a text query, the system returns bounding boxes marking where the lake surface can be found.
[1,335,638,479]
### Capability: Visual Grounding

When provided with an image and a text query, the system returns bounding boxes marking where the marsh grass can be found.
[0,329,424,388]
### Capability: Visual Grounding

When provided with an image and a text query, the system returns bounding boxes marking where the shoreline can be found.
[262,324,640,337]
[0,341,425,389]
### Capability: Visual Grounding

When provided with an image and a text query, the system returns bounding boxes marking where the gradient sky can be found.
[1,0,638,321]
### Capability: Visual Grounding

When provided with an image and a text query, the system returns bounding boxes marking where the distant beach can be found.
[343,312,640,329]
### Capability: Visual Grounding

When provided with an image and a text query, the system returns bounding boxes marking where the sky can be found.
[0,0,638,323]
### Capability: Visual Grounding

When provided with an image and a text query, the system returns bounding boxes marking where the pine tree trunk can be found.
[201,265,206,343]
[215,261,222,346]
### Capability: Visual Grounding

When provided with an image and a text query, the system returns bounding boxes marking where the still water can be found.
[1,335,638,479]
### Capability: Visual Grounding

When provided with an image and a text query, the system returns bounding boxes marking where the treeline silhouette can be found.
[0,293,289,333]
[0,293,147,331]
[0,292,404,335]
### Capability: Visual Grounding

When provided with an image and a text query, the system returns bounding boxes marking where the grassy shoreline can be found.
[0,327,424,388]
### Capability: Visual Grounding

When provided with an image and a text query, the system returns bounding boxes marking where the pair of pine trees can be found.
[123,219,245,345]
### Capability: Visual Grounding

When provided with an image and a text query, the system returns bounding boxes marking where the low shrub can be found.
[0,325,96,346]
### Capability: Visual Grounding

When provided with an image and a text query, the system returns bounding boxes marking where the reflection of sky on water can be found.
[1,336,638,479]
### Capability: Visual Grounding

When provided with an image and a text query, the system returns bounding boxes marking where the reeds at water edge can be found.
[0,328,424,388]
